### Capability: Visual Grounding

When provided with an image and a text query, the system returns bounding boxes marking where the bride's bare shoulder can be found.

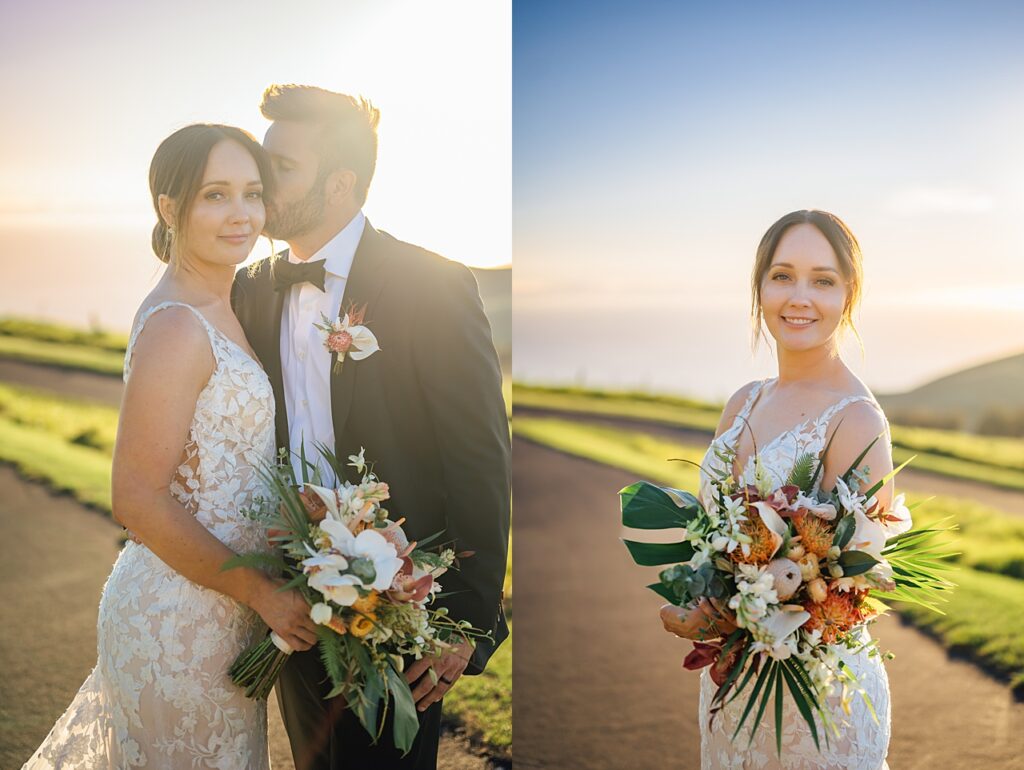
[713,380,762,439]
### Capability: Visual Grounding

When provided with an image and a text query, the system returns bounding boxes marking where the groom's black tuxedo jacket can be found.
[231,221,510,674]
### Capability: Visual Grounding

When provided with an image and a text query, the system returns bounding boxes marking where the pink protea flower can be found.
[326,330,353,354]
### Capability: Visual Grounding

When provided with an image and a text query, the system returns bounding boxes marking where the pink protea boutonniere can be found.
[314,303,380,375]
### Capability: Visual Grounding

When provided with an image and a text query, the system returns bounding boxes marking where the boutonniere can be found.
[314,303,380,375]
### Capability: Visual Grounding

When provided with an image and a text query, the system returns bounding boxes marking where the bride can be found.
[24,124,319,769]
[661,210,894,769]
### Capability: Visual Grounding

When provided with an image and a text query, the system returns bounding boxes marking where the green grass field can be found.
[0,335,125,376]
[0,317,128,352]
[514,383,1024,491]
[0,382,512,754]
[513,414,1024,695]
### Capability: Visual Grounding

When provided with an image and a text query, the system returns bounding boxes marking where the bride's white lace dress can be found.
[24,301,275,769]
[697,378,892,770]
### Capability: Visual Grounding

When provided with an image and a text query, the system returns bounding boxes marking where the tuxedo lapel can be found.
[330,221,391,450]
[265,254,290,448]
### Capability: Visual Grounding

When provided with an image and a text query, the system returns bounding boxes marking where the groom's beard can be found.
[264,176,327,241]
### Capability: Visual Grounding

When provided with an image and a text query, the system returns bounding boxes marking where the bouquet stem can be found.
[229,633,292,699]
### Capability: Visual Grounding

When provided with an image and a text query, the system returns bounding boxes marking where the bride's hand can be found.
[660,599,736,640]
[250,578,319,652]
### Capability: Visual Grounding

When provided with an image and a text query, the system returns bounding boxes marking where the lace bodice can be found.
[696,378,892,770]
[24,301,276,769]
[122,302,277,555]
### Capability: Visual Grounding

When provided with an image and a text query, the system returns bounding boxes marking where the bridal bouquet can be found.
[224,446,485,753]
[621,434,956,755]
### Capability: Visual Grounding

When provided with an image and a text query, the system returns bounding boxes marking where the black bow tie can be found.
[272,258,327,292]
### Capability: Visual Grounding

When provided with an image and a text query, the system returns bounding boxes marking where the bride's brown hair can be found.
[148,124,274,263]
[750,209,864,351]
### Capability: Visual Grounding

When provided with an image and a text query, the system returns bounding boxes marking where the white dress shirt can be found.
[280,211,366,481]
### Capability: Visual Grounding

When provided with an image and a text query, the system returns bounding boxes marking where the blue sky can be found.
[513,1,1024,397]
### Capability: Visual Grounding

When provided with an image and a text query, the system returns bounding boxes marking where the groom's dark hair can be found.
[260,84,380,205]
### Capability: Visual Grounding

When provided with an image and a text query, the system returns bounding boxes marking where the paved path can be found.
[0,465,493,769]
[0,358,124,406]
[512,437,1024,770]
[515,405,1024,516]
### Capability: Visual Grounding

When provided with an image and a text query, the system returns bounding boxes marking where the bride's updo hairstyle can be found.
[750,209,864,350]
[148,124,273,263]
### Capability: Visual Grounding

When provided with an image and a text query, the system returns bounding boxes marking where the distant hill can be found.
[877,351,1024,433]
[470,266,511,369]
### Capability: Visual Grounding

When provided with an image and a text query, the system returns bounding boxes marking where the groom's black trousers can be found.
[276,645,442,770]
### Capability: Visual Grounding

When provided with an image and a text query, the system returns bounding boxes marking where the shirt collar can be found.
[288,210,366,279]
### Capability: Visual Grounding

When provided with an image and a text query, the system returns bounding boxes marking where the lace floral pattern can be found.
[25,302,275,769]
[697,379,892,770]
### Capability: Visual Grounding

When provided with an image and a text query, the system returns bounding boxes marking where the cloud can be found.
[887,185,994,216]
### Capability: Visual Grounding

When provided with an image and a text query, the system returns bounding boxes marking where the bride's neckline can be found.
[720,378,873,480]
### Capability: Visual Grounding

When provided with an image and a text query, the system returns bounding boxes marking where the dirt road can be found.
[512,437,1024,770]
[0,466,493,769]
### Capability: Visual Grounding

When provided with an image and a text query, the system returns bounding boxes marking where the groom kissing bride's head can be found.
[258,84,380,256]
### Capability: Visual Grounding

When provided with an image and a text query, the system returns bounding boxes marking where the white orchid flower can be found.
[307,569,361,606]
[834,478,866,516]
[310,603,333,625]
[300,551,349,572]
[318,519,403,592]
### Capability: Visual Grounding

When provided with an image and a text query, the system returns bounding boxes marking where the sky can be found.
[0,0,510,328]
[513,1,1024,399]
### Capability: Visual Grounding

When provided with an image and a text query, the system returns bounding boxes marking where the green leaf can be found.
[864,455,915,499]
[787,452,816,492]
[386,665,420,755]
[620,481,701,530]
[838,550,880,577]
[747,660,777,748]
[646,581,677,603]
[832,515,855,550]
[774,664,784,757]
[622,539,695,566]
[781,660,820,751]
[733,658,773,744]
[840,434,880,482]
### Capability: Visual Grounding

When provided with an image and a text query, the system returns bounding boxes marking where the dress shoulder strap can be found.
[817,394,891,447]
[123,301,218,382]
[736,378,771,421]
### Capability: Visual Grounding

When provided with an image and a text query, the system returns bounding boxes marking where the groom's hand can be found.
[406,640,473,712]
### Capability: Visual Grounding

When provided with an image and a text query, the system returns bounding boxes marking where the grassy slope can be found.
[513,415,1024,693]
[0,382,511,753]
[514,384,1024,491]
[0,336,125,376]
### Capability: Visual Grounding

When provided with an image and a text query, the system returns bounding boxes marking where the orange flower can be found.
[327,616,348,636]
[352,592,380,614]
[728,514,776,565]
[793,513,834,559]
[350,613,376,638]
[803,586,866,644]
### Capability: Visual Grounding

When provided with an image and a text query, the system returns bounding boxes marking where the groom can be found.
[231,84,510,769]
